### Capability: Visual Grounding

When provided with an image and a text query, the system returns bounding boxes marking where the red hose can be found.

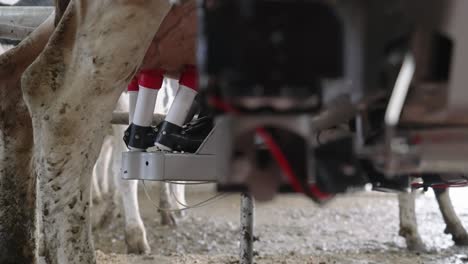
[209,96,332,201]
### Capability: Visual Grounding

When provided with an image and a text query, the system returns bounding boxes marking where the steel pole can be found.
[240,192,254,264]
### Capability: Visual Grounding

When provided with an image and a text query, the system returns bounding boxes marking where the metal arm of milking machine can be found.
[120,0,468,206]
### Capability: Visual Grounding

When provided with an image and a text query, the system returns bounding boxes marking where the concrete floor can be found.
[93,185,468,263]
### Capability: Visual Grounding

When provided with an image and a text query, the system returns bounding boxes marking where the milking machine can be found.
[116,0,468,263]
[121,0,468,205]
[118,6,468,261]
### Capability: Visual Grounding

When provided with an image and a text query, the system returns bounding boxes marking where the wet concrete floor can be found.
[94,185,468,263]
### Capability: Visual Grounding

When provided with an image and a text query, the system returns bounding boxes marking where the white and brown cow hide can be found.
[0,13,55,264]
[1,0,171,263]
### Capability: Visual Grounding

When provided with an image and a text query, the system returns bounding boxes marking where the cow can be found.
[0,11,55,264]
[0,0,197,262]
[1,0,189,256]
[2,0,193,256]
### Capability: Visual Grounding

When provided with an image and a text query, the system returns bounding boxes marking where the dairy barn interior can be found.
[1,0,468,264]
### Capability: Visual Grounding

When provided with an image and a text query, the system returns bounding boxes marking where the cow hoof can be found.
[125,226,151,254]
[92,195,103,206]
[406,239,427,252]
[160,211,178,227]
[174,209,187,220]
[92,198,118,230]
[453,234,468,246]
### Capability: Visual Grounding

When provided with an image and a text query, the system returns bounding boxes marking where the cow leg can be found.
[0,60,36,263]
[96,135,113,195]
[172,183,187,218]
[112,124,150,254]
[112,91,150,253]
[91,136,114,204]
[158,183,185,225]
[21,1,171,263]
[116,179,150,254]
[0,66,36,264]
[114,177,150,254]
[160,183,177,226]
[0,14,54,264]
[159,183,187,224]
[433,188,468,245]
[91,135,119,230]
[398,192,426,251]
[91,166,103,204]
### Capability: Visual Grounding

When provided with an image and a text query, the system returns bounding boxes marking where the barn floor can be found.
[93,185,468,264]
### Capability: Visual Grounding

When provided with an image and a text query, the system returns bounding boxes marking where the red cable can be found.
[255,127,306,194]
[209,96,332,201]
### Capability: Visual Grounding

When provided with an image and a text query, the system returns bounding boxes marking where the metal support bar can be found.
[240,193,254,264]
[0,7,53,28]
[0,23,35,40]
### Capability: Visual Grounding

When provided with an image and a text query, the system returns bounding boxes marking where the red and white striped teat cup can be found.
[155,65,199,151]
[127,69,165,150]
